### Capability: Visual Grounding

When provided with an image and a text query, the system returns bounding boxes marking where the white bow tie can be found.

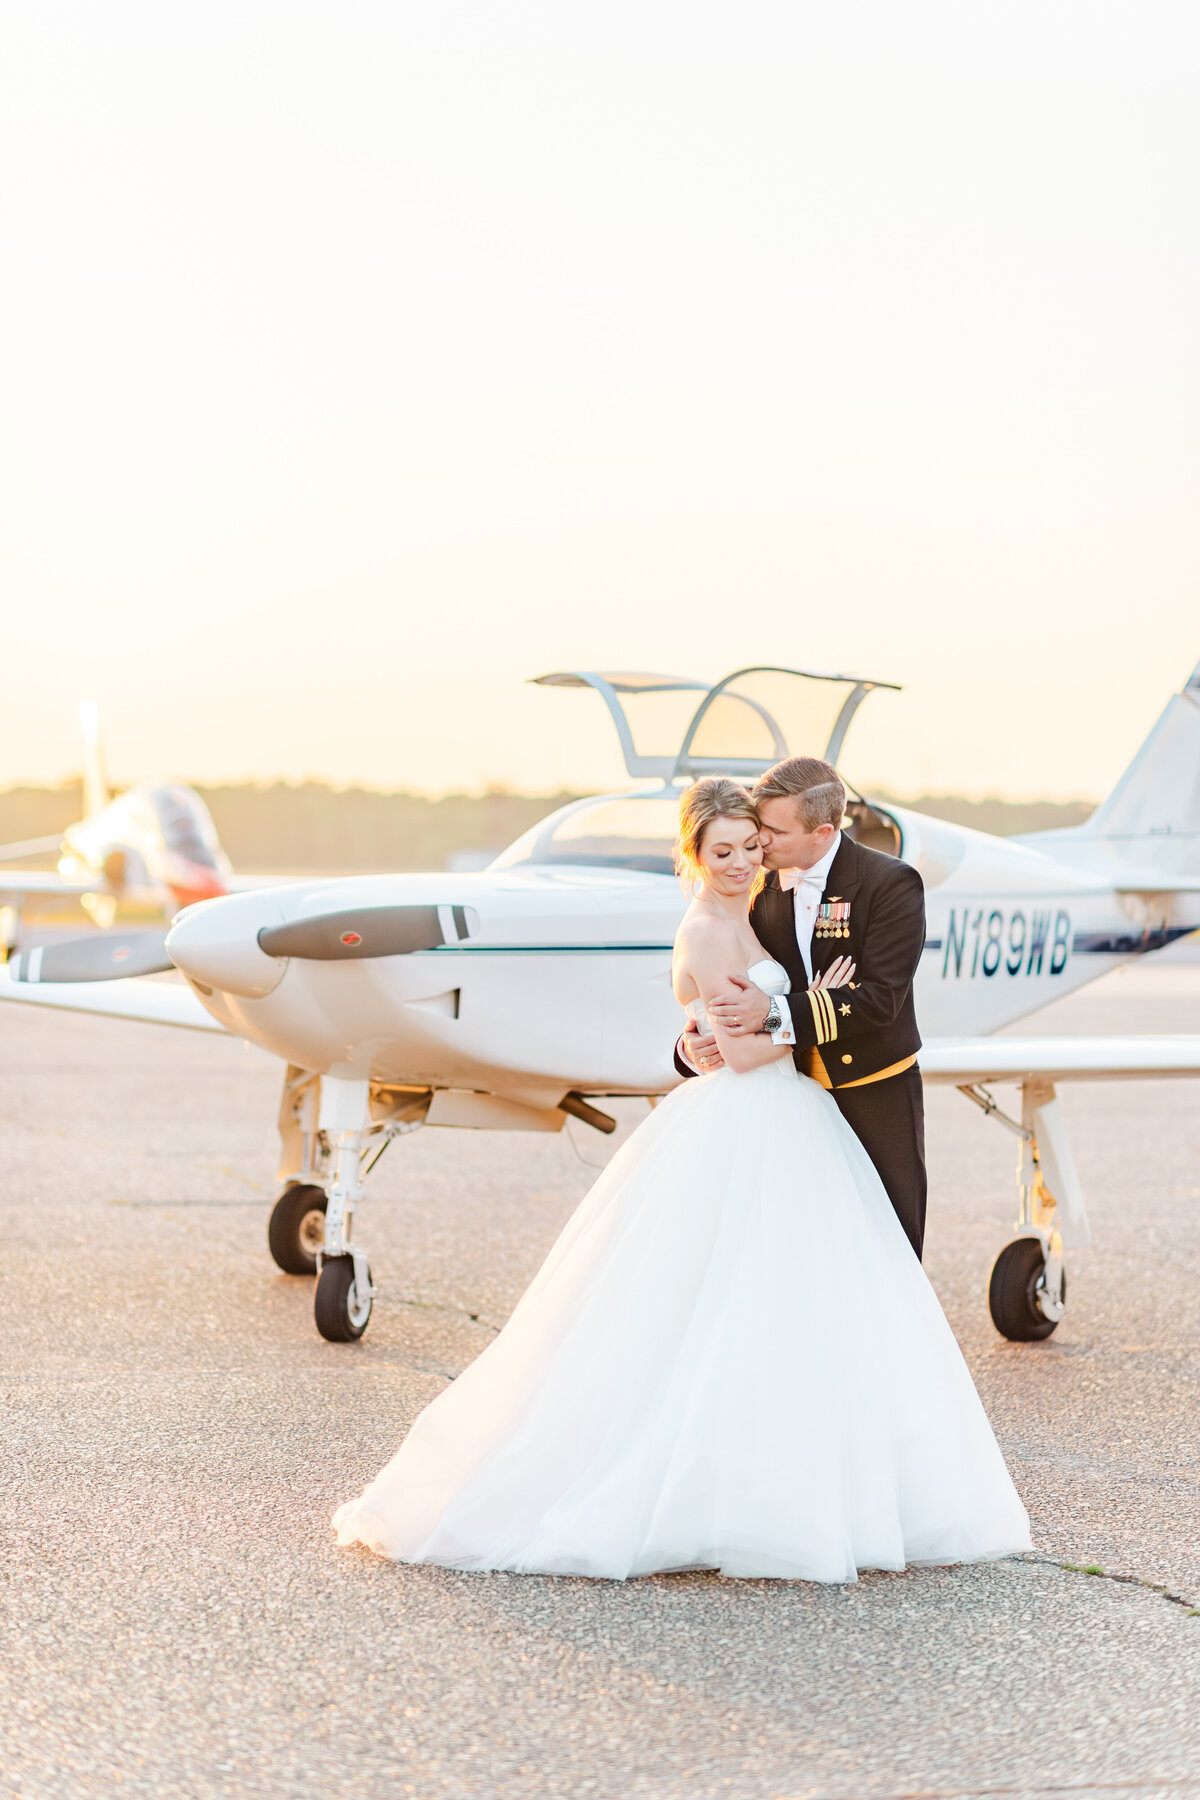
[779,868,825,893]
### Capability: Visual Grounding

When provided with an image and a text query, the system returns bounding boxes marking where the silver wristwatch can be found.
[762,996,782,1034]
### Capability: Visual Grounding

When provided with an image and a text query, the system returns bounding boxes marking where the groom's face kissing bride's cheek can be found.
[756,794,839,871]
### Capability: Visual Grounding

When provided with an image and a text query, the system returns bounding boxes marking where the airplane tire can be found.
[314,1255,373,1342]
[988,1237,1065,1342]
[267,1184,328,1276]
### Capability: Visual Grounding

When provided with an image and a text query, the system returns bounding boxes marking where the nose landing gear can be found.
[269,1065,433,1339]
[271,1070,433,1342]
[308,1076,376,1342]
[314,1252,375,1342]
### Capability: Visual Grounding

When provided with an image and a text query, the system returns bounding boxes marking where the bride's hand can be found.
[812,955,856,990]
[680,1019,724,1073]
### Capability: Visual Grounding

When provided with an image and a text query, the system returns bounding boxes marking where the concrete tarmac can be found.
[1,958,1198,1800]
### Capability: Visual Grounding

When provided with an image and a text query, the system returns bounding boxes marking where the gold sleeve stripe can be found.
[805,993,827,1051]
[806,990,827,1045]
[807,987,839,1046]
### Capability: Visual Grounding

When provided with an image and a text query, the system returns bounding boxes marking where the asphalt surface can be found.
[2,954,1199,1800]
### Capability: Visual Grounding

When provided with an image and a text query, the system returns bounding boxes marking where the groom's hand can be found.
[707,976,770,1037]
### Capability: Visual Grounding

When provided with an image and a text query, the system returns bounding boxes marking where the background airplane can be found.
[3,661,1198,1348]
[0,701,236,946]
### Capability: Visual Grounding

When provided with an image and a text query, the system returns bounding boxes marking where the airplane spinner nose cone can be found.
[166,891,289,999]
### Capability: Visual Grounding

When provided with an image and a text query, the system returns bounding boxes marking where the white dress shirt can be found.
[767,832,843,1046]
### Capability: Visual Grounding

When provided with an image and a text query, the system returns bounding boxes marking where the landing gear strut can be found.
[310,1076,375,1343]
[959,1077,1090,1343]
[272,1067,433,1342]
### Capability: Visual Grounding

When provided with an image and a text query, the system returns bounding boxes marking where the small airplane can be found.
[3,662,1198,1348]
[0,701,235,945]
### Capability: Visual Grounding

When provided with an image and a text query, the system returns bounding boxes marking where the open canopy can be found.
[532,666,901,782]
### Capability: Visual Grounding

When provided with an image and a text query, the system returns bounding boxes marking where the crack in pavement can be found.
[393,1294,503,1336]
[1023,1550,1200,1615]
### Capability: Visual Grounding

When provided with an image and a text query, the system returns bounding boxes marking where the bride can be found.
[333,777,1031,1581]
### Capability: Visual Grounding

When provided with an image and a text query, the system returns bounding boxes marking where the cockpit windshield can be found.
[493,790,910,877]
[492,796,681,876]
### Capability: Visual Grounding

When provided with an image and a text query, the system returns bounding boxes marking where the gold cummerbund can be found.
[801,1048,916,1091]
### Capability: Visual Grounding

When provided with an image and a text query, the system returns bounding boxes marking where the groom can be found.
[677,756,928,1259]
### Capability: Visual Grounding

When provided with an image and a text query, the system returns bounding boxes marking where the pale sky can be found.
[2,2,1197,801]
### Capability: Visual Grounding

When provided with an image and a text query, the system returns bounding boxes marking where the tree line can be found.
[0,780,1095,873]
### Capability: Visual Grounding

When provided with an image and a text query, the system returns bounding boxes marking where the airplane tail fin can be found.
[1019,659,1200,881]
[79,700,110,818]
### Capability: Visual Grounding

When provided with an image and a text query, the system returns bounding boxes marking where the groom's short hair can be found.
[753,757,846,832]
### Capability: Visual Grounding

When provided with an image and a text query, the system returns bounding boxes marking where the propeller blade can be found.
[9,931,174,984]
[258,906,451,961]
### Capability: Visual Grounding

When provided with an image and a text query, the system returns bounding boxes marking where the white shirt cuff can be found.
[770,996,795,1045]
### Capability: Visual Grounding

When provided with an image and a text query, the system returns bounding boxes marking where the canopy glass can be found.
[532,666,900,782]
[531,673,710,780]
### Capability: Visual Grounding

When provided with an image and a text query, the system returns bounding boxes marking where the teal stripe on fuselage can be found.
[423,943,673,954]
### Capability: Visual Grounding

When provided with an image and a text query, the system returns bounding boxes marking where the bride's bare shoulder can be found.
[674,905,738,967]
[676,901,732,943]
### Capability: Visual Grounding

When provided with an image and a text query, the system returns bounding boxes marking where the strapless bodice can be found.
[685,958,789,1035]
[745,957,790,996]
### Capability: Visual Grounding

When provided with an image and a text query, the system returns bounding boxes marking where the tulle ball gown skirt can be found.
[333,1061,1031,1583]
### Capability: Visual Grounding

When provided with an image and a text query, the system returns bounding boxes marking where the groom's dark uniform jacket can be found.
[756,835,924,1087]
[678,833,929,1259]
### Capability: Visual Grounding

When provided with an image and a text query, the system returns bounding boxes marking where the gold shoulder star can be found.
[839,1004,851,1016]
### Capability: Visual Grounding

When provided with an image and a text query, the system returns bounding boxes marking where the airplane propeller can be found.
[10,904,473,990]
[256,906,449,960]
[9,932,174,984]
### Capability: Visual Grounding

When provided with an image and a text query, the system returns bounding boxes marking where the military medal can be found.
[816,898,851,939]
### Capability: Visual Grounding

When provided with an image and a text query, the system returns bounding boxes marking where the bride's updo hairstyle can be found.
[675,776,763,895]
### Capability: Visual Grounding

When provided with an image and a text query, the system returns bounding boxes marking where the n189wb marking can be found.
[942,908,1070,980]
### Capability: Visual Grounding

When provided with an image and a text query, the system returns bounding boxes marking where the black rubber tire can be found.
[314,1255,373,1342]
[267,1184,328,1275]
[988,1237,1066,1342]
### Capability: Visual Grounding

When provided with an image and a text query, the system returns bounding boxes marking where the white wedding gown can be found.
[333,960,1031,1582]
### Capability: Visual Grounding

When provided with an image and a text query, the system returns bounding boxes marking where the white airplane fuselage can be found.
[164,799,1199,1110]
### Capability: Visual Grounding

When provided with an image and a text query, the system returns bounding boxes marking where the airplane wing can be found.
[3,957,1199,1076]
[0,871,92,895]
[0,835,64,862]
[0,965,228,1033]
[1113,875,1200,895]
[0,870,297,899]
[919,1035,1200,1083]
